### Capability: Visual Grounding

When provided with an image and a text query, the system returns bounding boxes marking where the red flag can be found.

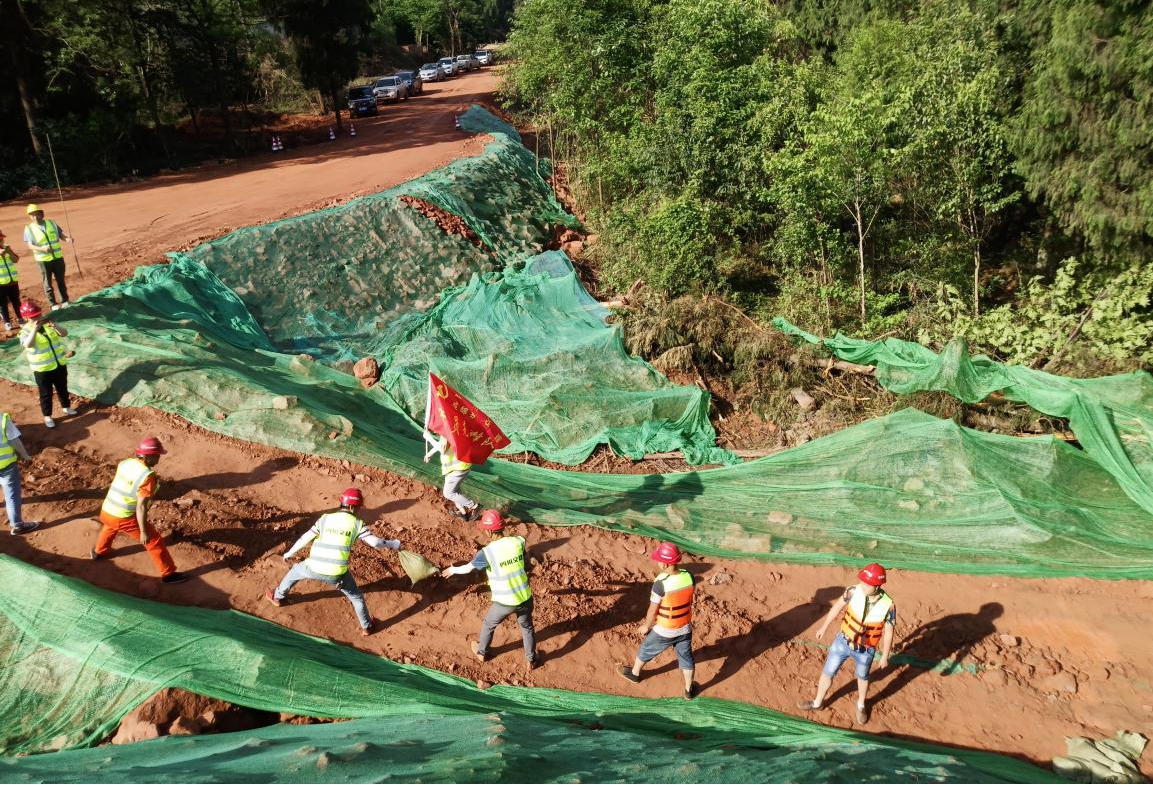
[423,372,510,465]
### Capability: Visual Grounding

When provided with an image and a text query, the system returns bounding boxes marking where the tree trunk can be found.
[972,244,981,316]
[3,0,42,157]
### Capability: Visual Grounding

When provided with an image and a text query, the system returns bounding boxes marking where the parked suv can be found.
[373,75,407,103]
[437,57,459,77]
[474,49,493,66]
[455,53,478,72]
[346,85,378,117]
[419,62,444,82]
[395,70,423,97]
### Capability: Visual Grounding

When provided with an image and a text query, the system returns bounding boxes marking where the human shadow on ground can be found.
[825,601,1005,708]
[534,580,651,660]
[695,586,844,692]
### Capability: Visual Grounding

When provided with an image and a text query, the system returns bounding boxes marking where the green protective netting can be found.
[165,106,727,466]
[0,556,1059,783]
[774,318,1153,518]
[378,251,731,464]
[1,260,1152,578]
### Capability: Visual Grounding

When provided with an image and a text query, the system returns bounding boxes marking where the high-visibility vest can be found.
[19,322,68,373]
[0,413,17,471]
[101,458,156,519]
[654,569,694,630]
[482,535,531,605]
[26,220,63,263]
[840,587,894,650]
[439,437,472,475]
[305,511,364,577]
[0,248,18,285]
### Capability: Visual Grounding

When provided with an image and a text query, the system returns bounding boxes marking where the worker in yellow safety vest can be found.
[0,411,41,535]
[797,563,896,725]
[0,229,23,330]
[424,434,479,521]
[618,541,698,699]
[266,487,401,637]
[17,300,77,428]
[93,436,189,584]
[441,510,539,669]
[22,204,72,310]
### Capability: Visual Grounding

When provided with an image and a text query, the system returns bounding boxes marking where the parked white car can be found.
[474,50,493,66]
[420,62,445,82]
[438,57,459,77]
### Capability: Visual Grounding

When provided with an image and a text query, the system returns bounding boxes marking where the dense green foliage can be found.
[504,0,1153,375]
[0,0,513,195]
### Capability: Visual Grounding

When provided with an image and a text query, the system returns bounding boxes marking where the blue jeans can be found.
[0,463,24,529]
[822,631,877,681]
[637,629,694,670]
[274,562,371,628]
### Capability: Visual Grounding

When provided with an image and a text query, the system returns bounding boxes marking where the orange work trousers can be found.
[94,511,177,577]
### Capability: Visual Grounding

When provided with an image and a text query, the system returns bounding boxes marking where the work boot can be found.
[470,640,485,662]
[161,572,189,585]
[618,666,641,684]
[10,521,40,535]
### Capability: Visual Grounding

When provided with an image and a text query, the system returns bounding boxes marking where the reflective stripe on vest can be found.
[0,413,17,471]
[839,587,894,649]
[305,511,364,577]
[0,249,18,285]
[100,458,154,519]
[439,439,472,476]
[27,220,63,263]
[655,569,694,629]
[482,535,531,605]
[19,323,67,372]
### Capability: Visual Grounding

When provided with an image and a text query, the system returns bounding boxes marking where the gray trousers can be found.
[478,599,536,662]
[442,470,475,512]
[274,561,371,629]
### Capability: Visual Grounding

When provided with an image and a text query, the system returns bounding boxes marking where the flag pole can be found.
[44,133,84,279]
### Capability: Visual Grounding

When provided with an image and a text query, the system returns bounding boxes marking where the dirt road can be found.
[0,67,1150,776]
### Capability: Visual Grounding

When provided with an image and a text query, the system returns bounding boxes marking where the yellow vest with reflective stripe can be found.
[101,458,155,518]
[19,322,68,372]
[26,220,63,263]
[305,511,364,577]
[0,413,17,471]
[438,438,472,475]
[482,535,531,605]
[0,248,18,285]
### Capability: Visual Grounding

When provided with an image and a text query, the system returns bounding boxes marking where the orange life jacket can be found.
[839,586,894,649]
[655,569,694,630]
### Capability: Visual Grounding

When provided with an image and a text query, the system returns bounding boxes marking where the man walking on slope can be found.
[0,411,41,535]
[441,509,539,669]
[618,541,698,699]
[18,301,77,428]
[797,563,895,725]
[22,204,72,310]
[425,433,480,521]
[266,487,401,637]
[92,436,189,584]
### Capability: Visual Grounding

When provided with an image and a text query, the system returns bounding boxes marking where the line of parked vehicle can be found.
[346,49,496,118]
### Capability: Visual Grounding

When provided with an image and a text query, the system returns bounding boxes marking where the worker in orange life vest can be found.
[798,563,895,725]
[618,541,698,700]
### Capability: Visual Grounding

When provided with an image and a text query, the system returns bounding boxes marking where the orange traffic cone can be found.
[328,126,336,141]
[350,124,357,137]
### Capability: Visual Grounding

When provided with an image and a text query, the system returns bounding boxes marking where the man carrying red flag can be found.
[422,372,509,521]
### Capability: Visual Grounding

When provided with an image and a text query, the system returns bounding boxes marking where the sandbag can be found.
[398,550,440,585]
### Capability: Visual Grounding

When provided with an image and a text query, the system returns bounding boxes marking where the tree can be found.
[267,0,373,130]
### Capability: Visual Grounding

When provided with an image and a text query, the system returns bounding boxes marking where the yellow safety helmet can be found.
[25,203,42,215]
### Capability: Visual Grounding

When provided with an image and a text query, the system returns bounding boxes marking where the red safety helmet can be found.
[135,436,166,456]
[478,509,504,531]
[339,487,363,508]
[651,542,682,565]
[859,563,887,586]
[19,301,42,320]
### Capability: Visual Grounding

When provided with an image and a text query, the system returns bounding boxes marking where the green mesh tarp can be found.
[165,106,727,465]
[1,261,1152,578]
[0,557,1058,783]
[775,318,1153,518]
